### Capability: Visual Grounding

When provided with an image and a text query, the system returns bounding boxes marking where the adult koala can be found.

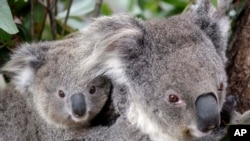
[76,0,232,140]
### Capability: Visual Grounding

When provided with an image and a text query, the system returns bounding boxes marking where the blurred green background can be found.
[1,0,246,65]
[0,0,193,66]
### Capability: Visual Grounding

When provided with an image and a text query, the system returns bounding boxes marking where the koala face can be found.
[1,41,112,128]
[127,37,226,141]
[32,74,111,128]
[122,15,227,140]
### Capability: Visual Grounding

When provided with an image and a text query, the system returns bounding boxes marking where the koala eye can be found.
[58,90,65,98]
[168,94,179,103]
[89,86,96,94]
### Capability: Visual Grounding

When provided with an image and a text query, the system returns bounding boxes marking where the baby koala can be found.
[35,75,111,128]
[1,40,112,128]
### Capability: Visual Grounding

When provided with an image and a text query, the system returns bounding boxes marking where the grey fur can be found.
[0,74,6,91]
[189,0,231,63]
[229,96,250,125]
[1,84,249,141]
[1,40,112,128]
[72,0,231,140]
[2,0,248,141]
[0,84,150,141]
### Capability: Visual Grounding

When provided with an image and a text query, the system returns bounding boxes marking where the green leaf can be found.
[101,3,112,16]
[0,0,19,34]
[0,28,11,41]
[138,0,145,10]
[210,0,218,9]
[0,28,14,49]
[162,0,188,8]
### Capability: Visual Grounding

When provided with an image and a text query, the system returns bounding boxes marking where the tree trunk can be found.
[227,0,250,113]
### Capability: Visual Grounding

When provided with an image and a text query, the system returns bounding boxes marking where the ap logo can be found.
[230,125,250,141]
[234,129,247,136]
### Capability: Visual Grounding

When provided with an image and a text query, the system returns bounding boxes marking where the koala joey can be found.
[1,41,112,128]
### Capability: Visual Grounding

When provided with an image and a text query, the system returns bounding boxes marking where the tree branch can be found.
[92,0,103,17]
[61,0,73,36]
[38,12,48,40]
[38,0,47,8]
[227,0,250,113]
[30,0,35,40]
[47,0,57,40]
[54,0,58,15]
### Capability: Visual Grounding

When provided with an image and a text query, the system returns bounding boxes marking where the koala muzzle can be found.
[71,93,86,118]
[195,93,220,133]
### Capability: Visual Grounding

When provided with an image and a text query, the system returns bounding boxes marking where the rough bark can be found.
[227,0,250,113]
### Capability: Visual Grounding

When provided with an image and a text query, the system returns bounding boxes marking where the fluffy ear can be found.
[1,43,48,93]
[79,14,144,84]
[189,0,232,62]
[190,0,232,34]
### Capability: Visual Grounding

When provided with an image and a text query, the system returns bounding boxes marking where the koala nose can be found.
[195,93,220,133]
[71,93,86,118]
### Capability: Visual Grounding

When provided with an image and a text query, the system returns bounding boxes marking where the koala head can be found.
[74,0,231,140]
[1,41,112,128]
[126,42,227,141]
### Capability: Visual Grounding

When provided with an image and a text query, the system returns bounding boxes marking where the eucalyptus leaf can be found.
[0,0,19,34]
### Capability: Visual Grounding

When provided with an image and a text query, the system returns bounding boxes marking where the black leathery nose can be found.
[71,93,86,117]
[195,93,220,133]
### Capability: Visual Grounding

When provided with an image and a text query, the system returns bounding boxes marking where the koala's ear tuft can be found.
[1,43,48,92]
[79,14,144,83]
[89,14,144,51]
[190,0,232,16]
[189,0,232,62]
